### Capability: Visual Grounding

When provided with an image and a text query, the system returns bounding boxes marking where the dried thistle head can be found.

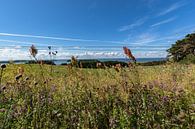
[1,64,6,69]
[29,45,38,58]
[71,56,78,66]
[123,46,136,63]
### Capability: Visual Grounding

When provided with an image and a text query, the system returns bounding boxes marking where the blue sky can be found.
[0,0,195,60]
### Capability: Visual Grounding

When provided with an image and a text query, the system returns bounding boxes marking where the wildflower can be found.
[1,64,6,69]
[0,108,6,113]
[29,45,38,57]
[162,96,169,102]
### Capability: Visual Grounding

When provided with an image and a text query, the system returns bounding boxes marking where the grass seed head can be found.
[1,64,6,69]
[29,45,38,58]
[15,74,22,81]
[25,77,29,81]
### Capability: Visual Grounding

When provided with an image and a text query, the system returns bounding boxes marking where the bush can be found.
[78,60,101,68]
[179,54,195,64]
[137,60,167,66]
[26,60,56,65]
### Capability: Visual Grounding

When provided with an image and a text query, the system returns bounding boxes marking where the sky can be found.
[0,0,195,60]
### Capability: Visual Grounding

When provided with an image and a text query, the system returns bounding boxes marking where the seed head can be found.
[15,74,22,81]
[1,86,6,91]
[1,64,6,69]
[25,77,29,81]
[48,46,51,50]
[29,45,38,57]
[123,46,136,63]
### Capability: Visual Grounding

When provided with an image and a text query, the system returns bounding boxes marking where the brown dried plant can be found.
[29,45,38,58]
[71,56,78,67]
[123,46,136,63]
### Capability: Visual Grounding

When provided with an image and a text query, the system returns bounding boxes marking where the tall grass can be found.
[0,63,194,128]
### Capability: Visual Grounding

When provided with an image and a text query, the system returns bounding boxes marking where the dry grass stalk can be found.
[123,46,136,63]
[29,45,38,58]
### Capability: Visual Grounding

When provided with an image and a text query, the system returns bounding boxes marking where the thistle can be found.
[29,45,38,58]
[123,46,136,63]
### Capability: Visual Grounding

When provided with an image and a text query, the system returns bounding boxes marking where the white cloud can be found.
[0,45,168,61]
[0,32,124,44]
[135,51,167,58]
[118,17,148,32]
[151,17,176,27]
[157,1,186,16]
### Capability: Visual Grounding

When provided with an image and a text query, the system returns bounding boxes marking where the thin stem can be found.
[0,68,4,86]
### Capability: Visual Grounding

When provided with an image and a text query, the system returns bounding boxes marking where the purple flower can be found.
[162,96,169,102]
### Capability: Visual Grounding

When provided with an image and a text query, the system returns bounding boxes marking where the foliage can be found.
[167,33,195,62]
[26,60,56,65]
[137,60,167,66]
[179,54,195,64]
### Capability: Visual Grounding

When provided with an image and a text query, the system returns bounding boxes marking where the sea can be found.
[0,58,166,65]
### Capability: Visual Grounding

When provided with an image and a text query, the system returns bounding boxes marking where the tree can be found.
[167,33,195,62]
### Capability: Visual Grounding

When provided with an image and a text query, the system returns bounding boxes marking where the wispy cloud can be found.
[151,17,176,27]
[173,24,195,34]
[142,0,159,8]
[0,39,38,45]
[124,32,158,45]
[124,30,183,46]
[0,32,124,44]
[157,1,186,16]
[118,17,148,32]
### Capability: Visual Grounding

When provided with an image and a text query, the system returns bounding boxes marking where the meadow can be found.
[0,63,194,129]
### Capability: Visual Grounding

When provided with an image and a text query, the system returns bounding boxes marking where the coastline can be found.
[0,58,166,65]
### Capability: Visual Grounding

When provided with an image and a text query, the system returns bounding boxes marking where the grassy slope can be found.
[0,63,195,128]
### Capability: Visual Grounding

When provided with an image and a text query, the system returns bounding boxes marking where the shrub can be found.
[179,54,195,64]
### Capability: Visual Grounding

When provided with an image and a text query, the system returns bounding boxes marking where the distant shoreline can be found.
[0,58,166,65]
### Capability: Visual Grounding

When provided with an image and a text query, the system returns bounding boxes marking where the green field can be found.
[0,64,195,128]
